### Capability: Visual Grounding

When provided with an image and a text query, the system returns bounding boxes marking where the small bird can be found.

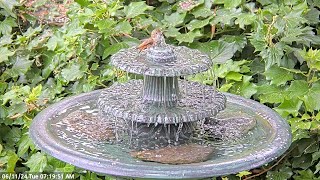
[138,28,162,51]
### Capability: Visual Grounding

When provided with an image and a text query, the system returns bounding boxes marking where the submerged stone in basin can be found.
[204,111,256,140]
[131,144,214,164]
[62,110,115,141]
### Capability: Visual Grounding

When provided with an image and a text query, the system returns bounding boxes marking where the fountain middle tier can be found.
[98,80,226,124]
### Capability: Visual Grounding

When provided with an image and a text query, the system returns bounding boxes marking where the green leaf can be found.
[285,80,309,99]
[292,138,318,155]
[176,30,202,43]
[226,72,243,81]
[274,98,303,117]
[299,48,320,71]
[27,36,43,51]
[17,135,34,157]
[195,41,236,64]
[266,167,293,180]
[219,82,234,92]
[304,7,320,25]
[27,84,42,102]
[75,0,90,7]
[55,163,75,173]
[283,5,308,28]
[235,13,256,29]
[0,35,13,46]
[163,12,186,27]
[7,103,28,117]
[3,127,21,147]
[261,43,284,70]
[236,171,251,178]
[315,161,320,174]
[0,82,7,95]
[94,19,117,32]
[191,5,213,18]
[312,151,320,163]
[66,27,86,37]
[315,112,320,121]
[231,75,257,98]
[46,156,65,171]
[6,151,19,172]
[114,21,132,34]
[0,0,19,17]
[294,169,317,179]
[224,0,242,8]
[61,64,84,82]
[292,129,310,142]
[249,30,267,53]
[186,18,210,31]
[6,54,33,78]
[292,155,313,169]
[290,120,311,133]
[212,60,248,78]
[124,1,153,18]
[1,86,30,105]
[257,85,285,103]
[264,66,293,86]
[220,35,247,52]
[0,17,17,35]
[210,41,237,64]
[313,0,320,7]
[103,42,129,59]
[304,140,319,153]
[164,27,181,37]
[256,0,274,5]
[303,82,320,111]
[0,47,14,63]
[212,8,242,25]
[46,36,59,51]
[24,152,47,172]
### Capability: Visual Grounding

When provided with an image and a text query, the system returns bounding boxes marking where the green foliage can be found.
[0,0,320,179]
[24,152,47,172]
[124,1,154,18]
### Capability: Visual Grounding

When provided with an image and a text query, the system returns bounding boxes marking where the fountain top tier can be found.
[111,31,212,77]
[99,30,226,124]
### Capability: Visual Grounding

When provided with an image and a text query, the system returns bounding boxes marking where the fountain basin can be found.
[29,89,291,179]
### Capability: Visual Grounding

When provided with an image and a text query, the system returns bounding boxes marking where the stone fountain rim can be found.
[29,89,292,179]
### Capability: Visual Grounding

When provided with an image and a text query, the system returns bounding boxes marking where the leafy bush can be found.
[0,0,320,179]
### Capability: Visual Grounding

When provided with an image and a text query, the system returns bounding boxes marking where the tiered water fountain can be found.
[30,30,292,179]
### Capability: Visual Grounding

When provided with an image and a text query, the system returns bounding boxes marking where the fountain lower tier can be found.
[98,80,226,124]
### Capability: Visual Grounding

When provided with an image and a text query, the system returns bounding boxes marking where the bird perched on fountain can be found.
[138,28,163,51]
